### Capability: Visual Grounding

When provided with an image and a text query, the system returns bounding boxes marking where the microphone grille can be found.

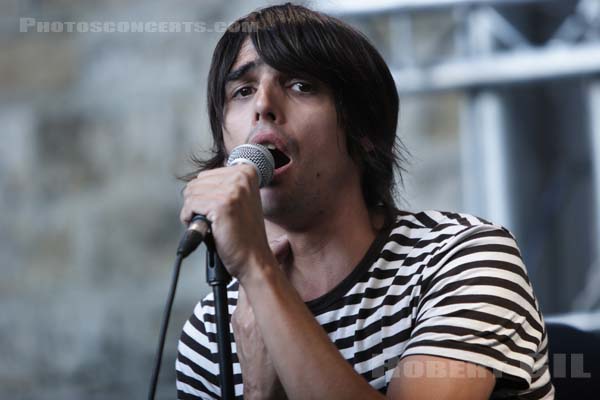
[227,143,275,188]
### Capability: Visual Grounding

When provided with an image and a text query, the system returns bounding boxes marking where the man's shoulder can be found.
[393,209,495,228]
[386,209,515,257]
[392,209,508,236]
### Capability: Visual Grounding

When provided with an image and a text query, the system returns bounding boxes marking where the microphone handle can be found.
[177,214,210,258]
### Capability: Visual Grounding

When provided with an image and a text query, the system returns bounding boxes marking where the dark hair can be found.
[184,3,408,221]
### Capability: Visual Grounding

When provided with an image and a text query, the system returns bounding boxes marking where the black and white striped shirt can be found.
[176,210,554,399]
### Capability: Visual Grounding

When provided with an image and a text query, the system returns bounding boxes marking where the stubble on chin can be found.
[261,193,296,221]
[262,193,326,233]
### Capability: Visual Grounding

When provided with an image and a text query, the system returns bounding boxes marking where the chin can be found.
[262,202,285,219]
[261,196,296,224]
[260,193,281,217]
[260,184,286,203]
[259,186,310,226]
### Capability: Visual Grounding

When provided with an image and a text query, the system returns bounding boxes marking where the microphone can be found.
[176,143,275,258]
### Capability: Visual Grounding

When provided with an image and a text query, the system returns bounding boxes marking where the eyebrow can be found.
[225,59,264,83]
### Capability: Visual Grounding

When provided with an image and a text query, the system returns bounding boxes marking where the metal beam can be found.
[315,0,548,16]
[460,91,512,229]
[588,80,600,260]
[546,310,600,332]
[392,43,600,94]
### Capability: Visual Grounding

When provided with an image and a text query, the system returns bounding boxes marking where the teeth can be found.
[265,143,277,150]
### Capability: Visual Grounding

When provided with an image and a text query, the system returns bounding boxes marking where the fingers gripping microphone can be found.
[227,143,274,188]
[176,143,275,258]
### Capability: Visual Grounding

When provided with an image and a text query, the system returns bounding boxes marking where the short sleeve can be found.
[401,225,546,390]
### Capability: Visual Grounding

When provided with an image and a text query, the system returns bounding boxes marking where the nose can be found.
[254,81,283,124]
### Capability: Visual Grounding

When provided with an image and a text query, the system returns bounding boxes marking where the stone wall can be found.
[1,1,271,398]
[0,1,462,399]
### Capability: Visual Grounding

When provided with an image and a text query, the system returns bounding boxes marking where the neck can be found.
[265,194,383,302]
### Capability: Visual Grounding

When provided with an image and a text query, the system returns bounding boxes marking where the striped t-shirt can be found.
[176,210,554,399]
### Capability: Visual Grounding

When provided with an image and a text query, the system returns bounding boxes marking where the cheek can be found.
[222,107,248,150]
[221,125,234,153]
[222,132,234,154]
[306,110,347,156]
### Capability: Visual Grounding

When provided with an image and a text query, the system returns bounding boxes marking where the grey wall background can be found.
[3,0,586,399]
[1,1,274,398]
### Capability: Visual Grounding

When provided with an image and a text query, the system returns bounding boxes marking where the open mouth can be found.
[265,145,291,169]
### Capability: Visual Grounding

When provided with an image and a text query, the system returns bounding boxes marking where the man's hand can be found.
[180,164,276,281]
[232,287,286,399]
[231,236,290,400]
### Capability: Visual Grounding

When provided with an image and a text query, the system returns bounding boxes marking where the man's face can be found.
[222,38,361,229]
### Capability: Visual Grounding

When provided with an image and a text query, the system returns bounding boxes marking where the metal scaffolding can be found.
[316,0,600,316]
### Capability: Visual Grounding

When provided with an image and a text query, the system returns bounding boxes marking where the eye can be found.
[232,86,255,98]
[290,81,314,93]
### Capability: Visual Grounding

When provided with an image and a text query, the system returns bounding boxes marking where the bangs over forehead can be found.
[209,4,396,131]
[240,7,338,82]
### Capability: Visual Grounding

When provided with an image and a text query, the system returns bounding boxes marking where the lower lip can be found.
[271,161,292,182]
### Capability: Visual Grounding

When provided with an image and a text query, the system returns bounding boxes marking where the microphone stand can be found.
[204,233,235,400]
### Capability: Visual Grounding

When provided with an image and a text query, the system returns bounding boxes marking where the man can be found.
[176,3,554,399]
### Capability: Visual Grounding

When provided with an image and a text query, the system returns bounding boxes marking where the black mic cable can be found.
[147,214,209,400]
[147,252,182,400]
